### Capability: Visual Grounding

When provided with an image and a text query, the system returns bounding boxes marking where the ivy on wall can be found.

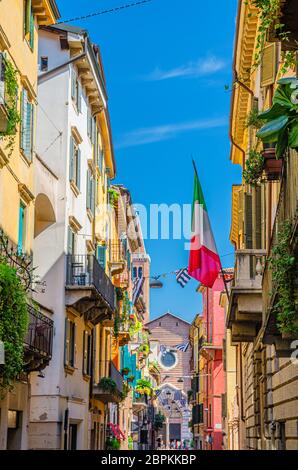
[0,262,29,395]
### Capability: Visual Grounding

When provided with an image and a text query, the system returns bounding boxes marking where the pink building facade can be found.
[199,274,226,450]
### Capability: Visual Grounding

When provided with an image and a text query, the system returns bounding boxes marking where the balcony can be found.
[23,305,54,372]
[132,391,148,411]
[65,254,115,325]
[92,361,123,403]
[108,242,125,276]
[262,149,298,356]
[118,322,130,347]
[227,249,266,342]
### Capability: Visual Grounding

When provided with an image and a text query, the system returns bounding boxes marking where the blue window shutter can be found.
[18,204,25,254]
[76,147,81,189]
[20,89,28,151]
[69,136,74,181]
[97,245,106,269]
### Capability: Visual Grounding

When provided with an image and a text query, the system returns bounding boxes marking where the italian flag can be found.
[188,168,221,288]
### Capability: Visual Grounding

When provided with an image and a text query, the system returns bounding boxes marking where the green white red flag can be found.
[188,166,221,288]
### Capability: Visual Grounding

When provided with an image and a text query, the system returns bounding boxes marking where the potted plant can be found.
[106,437,121,450]
[262,143,283,180]
[257,78,298,159]
[127,375,135,383]
[121,367,130,376]
[98,377,117,394]
[243,149,264,185]
[136,378,154,396]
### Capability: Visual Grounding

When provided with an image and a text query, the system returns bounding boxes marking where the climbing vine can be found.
[0,262,29,395]
[269,221,298,336]
[0,57,20,156]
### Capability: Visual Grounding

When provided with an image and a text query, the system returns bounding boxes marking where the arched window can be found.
[132,267,137,279]
[138,267,143,278]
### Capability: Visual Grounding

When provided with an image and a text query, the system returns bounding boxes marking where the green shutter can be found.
[25,0,31,35]
[29,10,34,50]
[20,89,28,150]
[97,245,106,269]
[255,186,262,249]
[67,226,73,254]
[23,101,33,160]
[86,170,91,209]
[71,68,76,101]
[244,193,253,249]
[76,147,81,189]
[64,318,70,366]
[77,81,82,112]
[18,203,25,254]
[91,178,95,215]
[69,136,75,181]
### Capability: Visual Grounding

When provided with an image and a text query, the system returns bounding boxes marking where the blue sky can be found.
[58,0,241,322]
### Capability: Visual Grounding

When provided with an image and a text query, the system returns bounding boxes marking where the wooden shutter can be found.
[25,0,31,35]
[244,193,253,249]
[73,322,77,368]
[69,136,75,181]
[20,89,28,150]
[76,147,81,189]
[261,43,277,88]
[0,53,4,106]
[64,318,70,366]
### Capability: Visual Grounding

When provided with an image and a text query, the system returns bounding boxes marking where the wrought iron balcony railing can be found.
[24,305,54,371]
[66,254,115,311]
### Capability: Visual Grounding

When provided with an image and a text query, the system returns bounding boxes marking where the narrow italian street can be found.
[0,0,298,457]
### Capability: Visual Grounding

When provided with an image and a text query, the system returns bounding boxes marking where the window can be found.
[67,227,76,255]
[64,318,76,368]
[86,169,95,215]
[68,423,78,450]
[20,88,34,161]
[83,331,92,376]
[132,267,137,279]
[24,0,34,50]
[71,68,81,112]
[159,350,177,369]
[40,56,48,72]
[18,202,26,254]
[138,267,143,278]
[97,244,106,269]
[69,136,81,190]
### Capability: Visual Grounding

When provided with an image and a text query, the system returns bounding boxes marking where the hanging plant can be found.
[251,0,297,73]
[98,377,117,394]
[121,367,130,376]
[154,412,165,431]
[243,149,264,185]
[268,221,298,337]
[136,378,154,396]
[0,58,21,156]
[257,78,298,157]
[0,262,29,395]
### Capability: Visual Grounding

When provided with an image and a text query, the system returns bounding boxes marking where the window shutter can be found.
[86,170,91,209]
[97,245,106,269]
[0,53,5,105]
[255,186,262,249]
[91,178,95,215]
[64,318,70,366]
[21,89,28,150]
[87,108,91,138]
[83,331,88,375]
[261,43,277,88]
[73,323,77,368]
[67,226,73,255]
[76,147,81,189]
[24,101,33,160]
[29,10,34,49]
[244,193,253,249]
[25,0,31,35]
[77,80,82,113]
[71,68,76,101]
[69,136,75,181]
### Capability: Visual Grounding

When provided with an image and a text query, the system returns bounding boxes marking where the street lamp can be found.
[150,276,163,289]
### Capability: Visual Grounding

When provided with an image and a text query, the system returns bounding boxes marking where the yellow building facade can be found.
[227,0,298,450]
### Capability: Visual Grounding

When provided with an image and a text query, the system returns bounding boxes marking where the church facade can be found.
[146,312,193,447]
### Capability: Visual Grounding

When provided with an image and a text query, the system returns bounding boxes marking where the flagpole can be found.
[191,158,230,301]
